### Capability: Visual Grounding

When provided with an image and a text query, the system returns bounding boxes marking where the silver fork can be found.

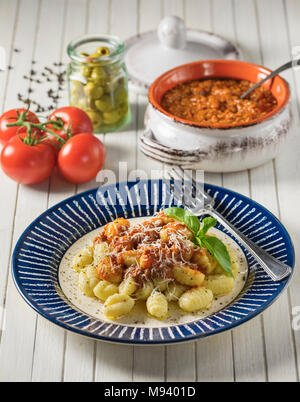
[166,166,292,282]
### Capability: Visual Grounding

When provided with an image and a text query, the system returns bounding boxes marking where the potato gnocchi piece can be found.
[104,294,135,319]
[93,280,119,301]
[173,265,205,287]
[85,265,100,289]
[192,248,220,275]
[164,282,187,302]
[121,250,138,267]
[146,291,168,319]
[78,271,95,297]
[152,212,175,226]
[103,218,130,241]
[179,287,213,312]
[191,248,210,270]
[153,277,171,292]
[134,281,154,300]
[181,240,195,262]
[97,255,123,284]
[160,222,193,243]
[119,277,138,296]
[204,275,234,297]
[72,246,94,272]
[93,242,110,266]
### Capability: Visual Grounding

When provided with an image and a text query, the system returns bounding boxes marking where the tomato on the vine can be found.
[0,108,40,146]
[46,107,94,147]
[57,133,105,184]
[0,134,56,184]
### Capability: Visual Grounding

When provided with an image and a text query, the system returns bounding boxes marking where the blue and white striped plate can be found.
[12,180,294,345]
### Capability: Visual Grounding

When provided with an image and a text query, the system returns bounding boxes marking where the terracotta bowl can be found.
[146,60,292,172]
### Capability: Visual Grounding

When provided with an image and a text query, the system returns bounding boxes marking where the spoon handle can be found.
[240,60,297,99]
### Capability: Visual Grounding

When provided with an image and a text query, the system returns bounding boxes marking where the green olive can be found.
[119,101,128,114]
[95,95,114,112]
[95,46,110,57]
[80,52,89,57]
[70,80,84,95]
[98,75,111,89]
[80,65,91,78]
[103,82,113,94]
[87,99,98,111]
[83,82,104,99]
[86,110,103,127]
[117,77,125,86]
[103,109,121,125]
[70,94,79,105]
[90,67,107,83]
[76,96,89,110]
[114,86,128,104]
[88,46,110,60]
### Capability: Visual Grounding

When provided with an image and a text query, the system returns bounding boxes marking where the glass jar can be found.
[67,34,131,133]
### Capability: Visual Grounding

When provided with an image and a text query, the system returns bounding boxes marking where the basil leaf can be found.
[184,215,201,235]
[197,217,218,237]
[194,236,204,248]
[164,208,232,277]
[163,207,188,221]
[163,207,200,234]
[201,236,233,277]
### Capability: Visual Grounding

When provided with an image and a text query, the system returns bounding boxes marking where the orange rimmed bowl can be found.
[145,60,292,172]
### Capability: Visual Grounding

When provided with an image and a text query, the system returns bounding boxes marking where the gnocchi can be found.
[93,280,119,301]
[78,271,95,297]
[173,265,205,287]
[134,281,154,300]
[164,282,187,302]
[179,287,213,312]
[86,265,100,289]
[204,275,235,297]
[104,294,135,319]
[72,246,93,272]
[119,277,138,296]
[93,242,110,265]
[146,291,168,319]
[73,211,240,321]
[153,277,171,292]
[97,255,123,284]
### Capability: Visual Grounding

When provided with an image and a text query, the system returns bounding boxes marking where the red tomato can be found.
[0,135,56,184]
[46,107,94,147]
[57,134,105,184]
[0,108,40,146]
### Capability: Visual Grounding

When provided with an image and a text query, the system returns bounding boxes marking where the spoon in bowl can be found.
[240,59,300,99]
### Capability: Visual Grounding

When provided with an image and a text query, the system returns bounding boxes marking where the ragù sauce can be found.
[160,78,278,126]
[59,219,248,327]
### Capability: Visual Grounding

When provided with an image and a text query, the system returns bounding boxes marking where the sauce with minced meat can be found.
[160,78,277,125]
[94,213,201,285]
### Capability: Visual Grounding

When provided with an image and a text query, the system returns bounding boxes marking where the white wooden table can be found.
[0,0,299,382]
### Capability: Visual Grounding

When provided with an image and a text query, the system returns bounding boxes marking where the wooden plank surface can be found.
[282,0,300,380]
[0,0,299,382]
[226,0,266,382]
